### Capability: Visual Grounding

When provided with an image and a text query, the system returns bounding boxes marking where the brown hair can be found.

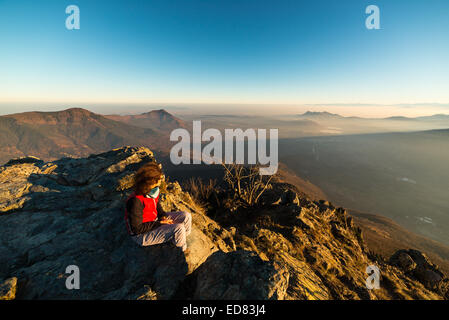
[133,162,163,195]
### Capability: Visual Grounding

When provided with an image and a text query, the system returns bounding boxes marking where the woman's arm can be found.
[156,201,168,219]
[126,197,161,234]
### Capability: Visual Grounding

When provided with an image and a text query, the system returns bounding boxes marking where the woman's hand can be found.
[160,216,174,224]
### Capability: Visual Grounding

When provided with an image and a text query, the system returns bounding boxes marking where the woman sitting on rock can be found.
[124,162,192,253]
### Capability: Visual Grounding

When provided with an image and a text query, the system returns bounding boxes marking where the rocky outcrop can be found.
[0,147,235,299]
[192,250,289,300]
[0,146,446,300]
[390,249,449,297]
[206,182,446,300]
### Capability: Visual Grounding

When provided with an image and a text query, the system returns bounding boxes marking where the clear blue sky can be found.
[0,0,448,115]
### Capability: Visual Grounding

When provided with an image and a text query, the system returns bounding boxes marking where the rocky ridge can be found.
[0,146,447,300]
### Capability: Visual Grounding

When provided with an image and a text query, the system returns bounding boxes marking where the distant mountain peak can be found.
[63,107,92,113]
[299,111,343,118]
[4,107,93,117]
[149,108,170,114]
[140,109,170,116]
[142,109,179,120]
[3,107,98,124]
[417,114,449,121]
[104,108,187,131]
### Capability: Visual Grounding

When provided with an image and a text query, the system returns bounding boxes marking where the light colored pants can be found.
[133,211,192,251]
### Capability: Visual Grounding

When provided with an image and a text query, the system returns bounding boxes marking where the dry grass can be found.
[221,163,278,206]
[182,177,217,207]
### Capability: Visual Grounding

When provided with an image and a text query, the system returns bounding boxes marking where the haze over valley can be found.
[279,129,449,246]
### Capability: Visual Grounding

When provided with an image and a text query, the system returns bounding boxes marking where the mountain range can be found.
[297,111,449,121]
[3,107,449,165]
[0,108,186,164]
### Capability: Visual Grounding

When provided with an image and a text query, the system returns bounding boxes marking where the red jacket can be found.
[125,192,161,235]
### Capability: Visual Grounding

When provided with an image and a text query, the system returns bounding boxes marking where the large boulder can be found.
[191,250,289,300]
[390,249,446,290]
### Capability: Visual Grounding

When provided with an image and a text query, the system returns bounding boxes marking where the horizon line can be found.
[2,105,449,120]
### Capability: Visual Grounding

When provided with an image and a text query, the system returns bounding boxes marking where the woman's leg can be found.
[165,211,192,237]
[134,223,187,250]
